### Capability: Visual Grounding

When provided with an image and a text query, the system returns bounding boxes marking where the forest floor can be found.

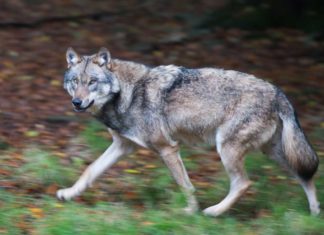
[0,1,324,234]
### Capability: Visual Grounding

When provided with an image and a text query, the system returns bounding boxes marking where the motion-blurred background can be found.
[0,1,324,234]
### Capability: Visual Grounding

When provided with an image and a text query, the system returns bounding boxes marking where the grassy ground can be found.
[1,120,324,235]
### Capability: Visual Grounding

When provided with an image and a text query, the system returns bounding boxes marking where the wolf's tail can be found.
[277,91,319,181]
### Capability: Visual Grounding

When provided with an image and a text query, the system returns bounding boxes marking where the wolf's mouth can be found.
[74,100,94,112]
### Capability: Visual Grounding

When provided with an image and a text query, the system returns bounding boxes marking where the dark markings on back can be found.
[165,67,201,94]
[131,79,151,111]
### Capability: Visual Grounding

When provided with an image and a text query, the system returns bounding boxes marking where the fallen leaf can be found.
[2,60,14,68]
[276,175,287,180]
[141,221,154,226]
[196,181,212,188]
[52,151,67,158]
[317,151,324,157]
[24,131,39,137]
[46,184,58,195]
[50,80,61,86]
[54,203,64,208]
[17,75,34,81]
[124,191,139,200]
[124,169,141,174]
[0,169,10,175]
[137,149,153,157]
[29,207,44,219]
[261,165,273,170]
[144,164,157,169]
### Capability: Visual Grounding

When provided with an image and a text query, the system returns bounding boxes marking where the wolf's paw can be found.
[56,187,79,201]
[310,204,320,216]
[203,205,224,217]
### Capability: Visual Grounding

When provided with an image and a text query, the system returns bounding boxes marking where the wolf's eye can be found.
[89,78,97,86]
[72,77,78,84]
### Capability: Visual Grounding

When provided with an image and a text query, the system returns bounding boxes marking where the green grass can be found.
[17,149,78,187]
[1,183,324,235]
[81,120,112,153]
[2,149,324,235]
[0,191,30,235]
[1,122,324,234]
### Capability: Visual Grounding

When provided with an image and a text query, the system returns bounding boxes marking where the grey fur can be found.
[58,48,320,216]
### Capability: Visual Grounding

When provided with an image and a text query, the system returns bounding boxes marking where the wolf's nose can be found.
[72,98,82,107]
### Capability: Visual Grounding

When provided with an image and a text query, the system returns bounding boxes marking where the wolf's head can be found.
[64,47,120,112]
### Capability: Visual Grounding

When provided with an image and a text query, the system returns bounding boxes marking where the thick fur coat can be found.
[57,48,320,216]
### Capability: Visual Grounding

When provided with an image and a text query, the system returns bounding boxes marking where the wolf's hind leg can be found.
[158,146,199,215]
[299,179,320,215]
[263,134,320,216]
[203,144,251,217]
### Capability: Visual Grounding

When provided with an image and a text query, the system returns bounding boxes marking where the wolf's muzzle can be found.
[72,98,82,108]
[73,100,94,112]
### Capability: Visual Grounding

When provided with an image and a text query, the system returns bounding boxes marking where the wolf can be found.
[57,47,320,216]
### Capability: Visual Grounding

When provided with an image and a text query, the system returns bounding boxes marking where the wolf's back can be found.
[277,91,319,181]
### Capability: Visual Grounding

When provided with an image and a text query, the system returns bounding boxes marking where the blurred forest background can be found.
[0,0,324,234]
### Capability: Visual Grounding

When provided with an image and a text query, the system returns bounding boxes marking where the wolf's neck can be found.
[111,59,149,84]
[92,59,149,123]
[106,59,150,113]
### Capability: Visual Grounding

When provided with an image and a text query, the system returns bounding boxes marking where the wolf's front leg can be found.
[57,132,134,200]
[158,146,199,215]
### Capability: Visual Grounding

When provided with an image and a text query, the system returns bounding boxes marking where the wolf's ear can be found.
[96,47,111,67]
[66,47,80,67]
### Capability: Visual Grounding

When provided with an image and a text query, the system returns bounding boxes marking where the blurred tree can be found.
[199,0,324,33]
